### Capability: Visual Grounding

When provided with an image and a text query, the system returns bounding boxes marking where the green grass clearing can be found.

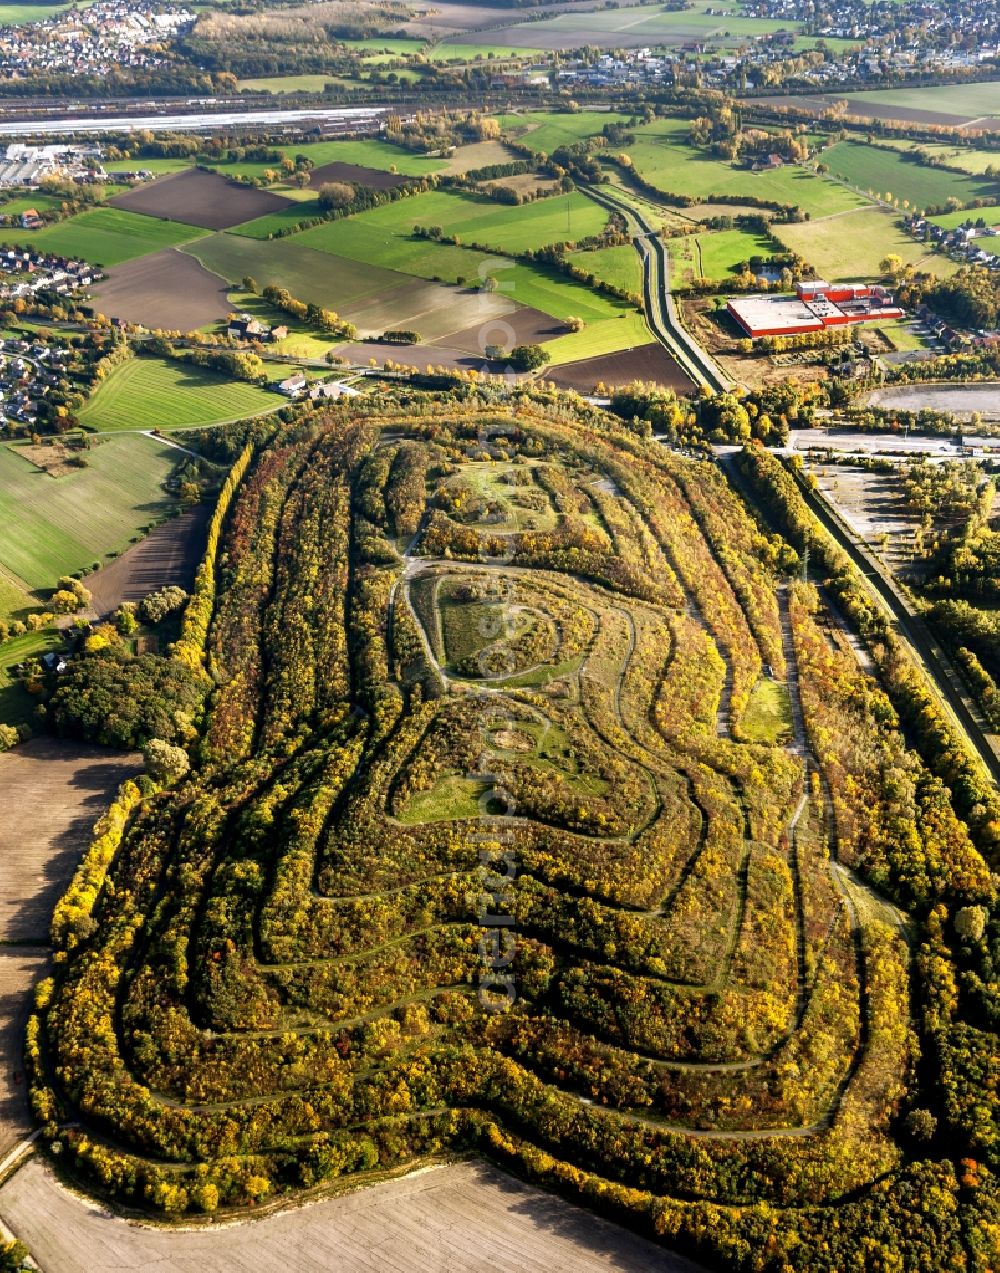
[398,774,491,823]
[0,629,61,729]
[740,678,792,744]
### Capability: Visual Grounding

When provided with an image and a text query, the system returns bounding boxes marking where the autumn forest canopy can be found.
[29,395,1000,1270]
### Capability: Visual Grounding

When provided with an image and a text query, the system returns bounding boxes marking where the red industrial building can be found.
[727,280,904,339]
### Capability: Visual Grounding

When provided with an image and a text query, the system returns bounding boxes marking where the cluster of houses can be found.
[226,313,289,344]
[742,0,1000,84]
[0,246,100,299]
[533,0,1000,97]
[910,301,1000,351]
[0,336,72,431]
[904,214,1000,269]
[0,0,195,77]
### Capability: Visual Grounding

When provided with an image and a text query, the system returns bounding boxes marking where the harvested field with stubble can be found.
[0,1157,703,1272]
[91,248,232,331]
[548,341,695,394]
[83,505,209,618]
[0,738,142,945]
[110,168,292,230]
[0,948,46,1157]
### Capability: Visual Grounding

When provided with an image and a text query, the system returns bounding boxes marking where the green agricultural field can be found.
[772,206,952,280]
[822,141,1000,210]
[102,156,193,175]
[236,74,345,94]
[567,243,642,294]
[428,42,545,60]
[1,207,207,267]
[838,79,1000,119]
[668,226,777,286]
[626,120,865,216]
[78,356,280,432]
[0,194,61,216]
[232,200,323,238]
[205,138,446,187]
[0,564,31,622]
[873,140,1000,177]
[0,434,179,591]
[184,232,425,309]
[929,205,1000,229]
[0,0,76,24]
[293,188,609,260]
[469,0,804,50]
[501,110,631,155]
[541,309,651,364]
[699,227,777,277]
[340,36,426,55]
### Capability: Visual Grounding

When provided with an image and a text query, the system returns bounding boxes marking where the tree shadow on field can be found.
[472,1161,708,1272]
[0,742,141,946]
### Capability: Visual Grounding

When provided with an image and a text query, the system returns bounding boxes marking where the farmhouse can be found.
[227,313,288,343]
[727,279,904,339]
[276,372,307,397]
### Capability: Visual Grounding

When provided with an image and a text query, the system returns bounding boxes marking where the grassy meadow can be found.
[0,434,179,591]
[1,207,207,267]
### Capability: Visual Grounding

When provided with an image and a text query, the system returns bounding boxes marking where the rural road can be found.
[581,183,730,392]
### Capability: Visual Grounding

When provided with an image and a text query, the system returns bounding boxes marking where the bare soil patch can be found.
[548,342,695,394]
[483,172,560,197]
[16,441,82,478]
[678,202,775,223]
[441,305,567,355]
[0,1157,704,1272]
[866,381,1000,418]
[332,340,513,374]
[0,738,141,945]
[91,248,232,331]
[110,168,291,231]
[0,949,46,1158]
[308,162,409,191]
[84,505,209,619]
[442,140,520,175]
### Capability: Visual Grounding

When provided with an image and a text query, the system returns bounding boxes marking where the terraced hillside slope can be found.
[30,404,998,1270]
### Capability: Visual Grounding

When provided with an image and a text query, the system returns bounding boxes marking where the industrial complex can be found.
[727,280,904,339]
